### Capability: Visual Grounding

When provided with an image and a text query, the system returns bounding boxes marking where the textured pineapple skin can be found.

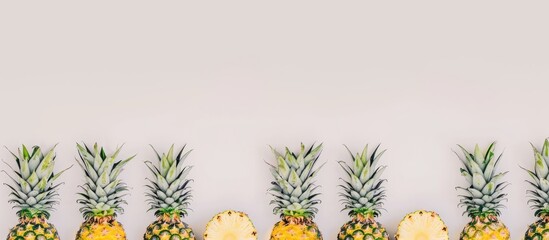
[460,217,510,240]
[524,218,549,240]
[270,219,322,240]
[338,218,388,240]
[144,219,195,240]
[7,220,59,240]
[76,218,127,240]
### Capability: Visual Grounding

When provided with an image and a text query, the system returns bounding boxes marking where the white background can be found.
[0,1,548,239]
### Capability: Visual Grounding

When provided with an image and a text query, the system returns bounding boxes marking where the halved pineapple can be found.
[204,210,257,240]
[395,210,449,240]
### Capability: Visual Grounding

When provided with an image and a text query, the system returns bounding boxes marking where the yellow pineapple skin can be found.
[460,216,509,240]
[76,216,127,240]
[7,217,59,240]
[524,217,549,240]
[144,215,195,240]
[270,217,322,240]
[338,216,388,240]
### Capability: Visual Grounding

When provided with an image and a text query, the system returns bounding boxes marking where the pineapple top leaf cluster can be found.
[524,139,549,218]
[4,145,69,219]
[339,144,387,218]
[268,143,324,219]
[76,143,134,220]
[145,145,193,218]
[455,142,508,218]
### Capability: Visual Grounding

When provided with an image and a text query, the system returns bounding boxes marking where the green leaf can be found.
[166,160,177,183]
[288,170,302,187]
[36,149,55,179]
[473,144,485,166]
[536,152,549,178]
[472,173,486,190]
[22,145,30,160]
[98,170,110,188]
[27,172,39,187]
[277,156,290,179]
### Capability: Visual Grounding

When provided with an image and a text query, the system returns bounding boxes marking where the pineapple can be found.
[143,145,195,240]
[455,142,510,240]
[75,143,134,240]
[523,139,549,240]
[337,144,389,240]
[4,145,70,240]
[268,143,324,240]
[203,210,257,240]
[395,210,449,240]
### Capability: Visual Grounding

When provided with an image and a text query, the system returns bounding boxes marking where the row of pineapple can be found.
[3,140,548,240]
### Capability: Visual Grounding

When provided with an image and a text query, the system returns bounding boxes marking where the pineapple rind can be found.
[460,217,509,240]
[76,218,127,240]
[524,218,549,240]
[337,218,388,240]
[270,219,322,240]
[144,218,194,240]
[7,219,59,240]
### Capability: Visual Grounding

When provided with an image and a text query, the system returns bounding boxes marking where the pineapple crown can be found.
[455,142,508,218]
[76,143,134,220]
[145,145,193,218]
[338,144,387,218]
[523,139,549,218]
[3,145,70,219]
[268,143,324,219]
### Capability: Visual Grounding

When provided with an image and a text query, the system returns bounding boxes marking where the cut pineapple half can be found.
[395,210,449,240]
[204,210,258,240]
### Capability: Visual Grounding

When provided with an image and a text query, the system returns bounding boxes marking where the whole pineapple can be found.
[75,143,134,240]
[268,143,324,240]
[337,144,389,240]
[143,145,195,240]
[523,139,549,240]
[455,143,510,240]
[4,145,69,240]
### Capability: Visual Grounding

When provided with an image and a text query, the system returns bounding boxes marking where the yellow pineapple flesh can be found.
[395,210,449,240]
[203,210,257,240]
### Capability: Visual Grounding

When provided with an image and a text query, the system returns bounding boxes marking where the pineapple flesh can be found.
[5,145,69,240]
[523,139,549,240]
[75,143,134,240]
[395,210,449,240]
[143,145,195,240]
[268,143,324,240]
[455,143,510,240]
[337,144,389,240]
[203,210,257,240]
